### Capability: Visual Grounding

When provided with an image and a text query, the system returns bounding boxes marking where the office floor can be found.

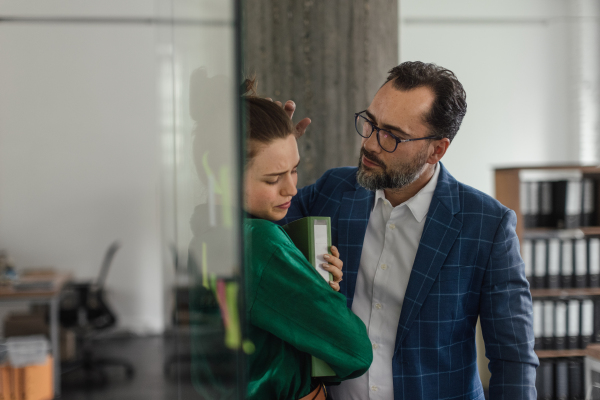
[60,334,491,400]
[61,334,199,400]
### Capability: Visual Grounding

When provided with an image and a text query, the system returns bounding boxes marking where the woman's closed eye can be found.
[265,169,297,185]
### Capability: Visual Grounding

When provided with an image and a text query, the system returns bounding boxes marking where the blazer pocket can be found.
[436,266,474,282]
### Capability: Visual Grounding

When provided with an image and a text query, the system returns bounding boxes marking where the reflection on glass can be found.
[158,0,242,398]
[188,68,241,399]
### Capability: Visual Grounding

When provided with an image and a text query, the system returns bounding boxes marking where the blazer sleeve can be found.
[479,209,539,400]
[248,242,373,380]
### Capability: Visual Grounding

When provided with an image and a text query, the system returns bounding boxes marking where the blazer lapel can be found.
[394,163,463,352]
[337,185,374,309]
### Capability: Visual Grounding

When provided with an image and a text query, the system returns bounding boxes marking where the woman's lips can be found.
[362,155,381,168]
[276,201,291,209]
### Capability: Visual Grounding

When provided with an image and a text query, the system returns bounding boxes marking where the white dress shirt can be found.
[329,164,440,400]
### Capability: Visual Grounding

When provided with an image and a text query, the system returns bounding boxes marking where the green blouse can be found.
[245,218,372,400]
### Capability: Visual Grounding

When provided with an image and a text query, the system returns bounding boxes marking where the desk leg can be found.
[50,297,61,398]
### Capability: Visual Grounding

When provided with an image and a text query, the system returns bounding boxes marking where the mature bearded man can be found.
[280,61,537,400]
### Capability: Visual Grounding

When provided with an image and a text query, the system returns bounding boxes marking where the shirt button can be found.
[389,224,396,230]
[381,264,388,270]
[374,303,382,309]
[371,386,379,392]
[372,343,379,350]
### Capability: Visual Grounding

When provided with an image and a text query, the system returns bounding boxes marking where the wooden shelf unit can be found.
[536,344,600,359]
[531,288,600,298]
[495,165,600,243]
[535,349,589,359]
[495,165,600,359]
[524,226,600,238]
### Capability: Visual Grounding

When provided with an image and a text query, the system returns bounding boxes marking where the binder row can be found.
[535,358,584,400]
[522,238,600,289]
[520,178,595,229]
[533,299,597,350]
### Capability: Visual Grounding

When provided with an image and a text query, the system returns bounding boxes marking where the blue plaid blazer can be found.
[280,163,538,400]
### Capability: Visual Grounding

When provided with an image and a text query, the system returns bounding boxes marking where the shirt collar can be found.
[374,163,440,223]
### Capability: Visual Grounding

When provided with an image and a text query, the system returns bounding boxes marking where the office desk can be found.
[0,274,70,399]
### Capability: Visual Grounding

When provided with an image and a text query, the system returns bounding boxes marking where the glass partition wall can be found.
[158,0,245,399]
[0,0,243,397]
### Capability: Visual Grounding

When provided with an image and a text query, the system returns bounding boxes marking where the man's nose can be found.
[363,131,380,153]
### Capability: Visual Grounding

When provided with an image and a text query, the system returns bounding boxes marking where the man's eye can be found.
[292,169,298,174]
[266,179,279,185]
[385,131,402,140]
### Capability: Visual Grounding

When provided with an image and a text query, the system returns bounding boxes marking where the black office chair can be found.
[60,241,135,385]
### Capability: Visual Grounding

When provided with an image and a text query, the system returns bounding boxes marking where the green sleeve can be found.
[248,242,373,380]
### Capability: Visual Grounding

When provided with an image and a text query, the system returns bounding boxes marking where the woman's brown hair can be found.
[243,78,294,163]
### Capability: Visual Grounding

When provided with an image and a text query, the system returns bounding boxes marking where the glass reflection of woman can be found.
[243,80,372,400]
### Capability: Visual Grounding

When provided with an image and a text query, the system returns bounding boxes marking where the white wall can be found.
[400,0,577,197]
[0,3,164,334]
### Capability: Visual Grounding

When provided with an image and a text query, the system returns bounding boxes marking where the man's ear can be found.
[427,138,450,164]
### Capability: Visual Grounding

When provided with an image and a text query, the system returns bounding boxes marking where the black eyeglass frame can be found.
[354,110,442,153]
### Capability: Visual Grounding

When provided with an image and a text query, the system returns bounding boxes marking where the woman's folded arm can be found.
[249,242,373,380]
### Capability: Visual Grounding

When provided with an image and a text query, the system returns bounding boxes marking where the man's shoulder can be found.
[319,166,358,184]
[455,180,511,217]
[437,164,510,217]
[304,167,359,194]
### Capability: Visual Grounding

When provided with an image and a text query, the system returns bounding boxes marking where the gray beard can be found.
[356,149,428,191]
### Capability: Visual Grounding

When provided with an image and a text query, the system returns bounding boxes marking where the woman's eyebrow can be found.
[365,109,411,137]
[263,159,301,176]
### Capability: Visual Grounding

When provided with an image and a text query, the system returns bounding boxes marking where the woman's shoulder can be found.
[244,218,293,248]
[244,218,309,286]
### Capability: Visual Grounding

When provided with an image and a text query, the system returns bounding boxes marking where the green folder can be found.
[282,216,336,377]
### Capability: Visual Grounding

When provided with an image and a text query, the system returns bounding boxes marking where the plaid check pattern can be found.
[280,163,538,400]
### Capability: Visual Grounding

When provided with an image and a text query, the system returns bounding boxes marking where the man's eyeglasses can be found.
[354,110,441,153]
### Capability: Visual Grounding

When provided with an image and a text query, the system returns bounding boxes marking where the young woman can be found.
[243,84,372,400]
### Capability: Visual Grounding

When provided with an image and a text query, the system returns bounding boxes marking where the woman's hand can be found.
[322,246,343,292]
